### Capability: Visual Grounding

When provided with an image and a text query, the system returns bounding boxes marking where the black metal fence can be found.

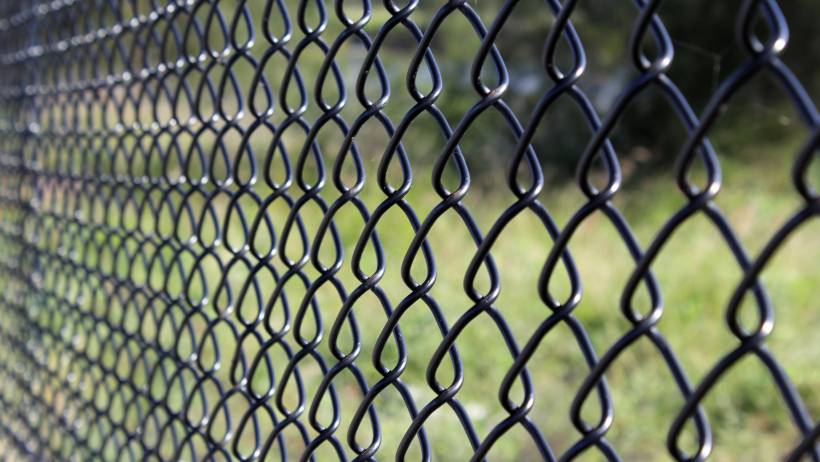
[0,0,817,460]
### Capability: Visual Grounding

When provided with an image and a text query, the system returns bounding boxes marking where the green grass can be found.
[12,141,817,461]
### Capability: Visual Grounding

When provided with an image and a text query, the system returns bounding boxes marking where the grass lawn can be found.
[16,139,815,461]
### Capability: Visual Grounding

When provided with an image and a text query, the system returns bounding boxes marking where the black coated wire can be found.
[0,0,817,461]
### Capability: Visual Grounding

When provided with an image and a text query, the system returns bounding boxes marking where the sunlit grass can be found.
[22,146,815,461]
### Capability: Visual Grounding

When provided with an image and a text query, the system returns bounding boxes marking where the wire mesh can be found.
[0,0,817,460]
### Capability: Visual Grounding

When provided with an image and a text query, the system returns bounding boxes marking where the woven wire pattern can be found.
[0,0,817,460]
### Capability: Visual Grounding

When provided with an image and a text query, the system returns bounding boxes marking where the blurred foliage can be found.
[182,0,820,188]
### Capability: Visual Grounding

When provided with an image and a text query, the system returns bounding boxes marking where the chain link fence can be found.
[0,0,817,460]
